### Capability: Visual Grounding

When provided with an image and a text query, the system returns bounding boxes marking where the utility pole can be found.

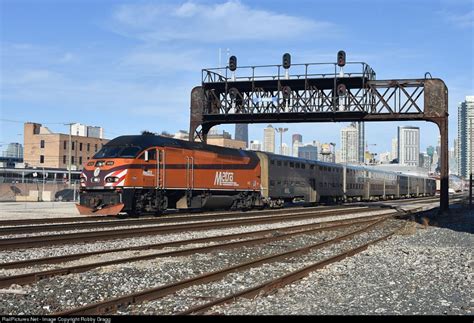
[276,128,288,155]
[65,123,74,189]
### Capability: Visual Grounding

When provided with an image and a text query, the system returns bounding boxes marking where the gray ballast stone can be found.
[214,222,473,315]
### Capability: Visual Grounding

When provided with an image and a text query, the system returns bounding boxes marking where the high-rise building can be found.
[319,143,335,162]
[263,125,275,153]
[292,134,302,145]
[378,152,391,164]
[298,145,318,161]
[87,126,104,139]
[352,122,365,163]
[292,134,302,157]
[281,143,290,156]
[71,123,87,137]
[292,140,303,157]
[235,124,249,148]
[451,139,458,175]
[249,140,262,151]
[71,123,104,139]
[398,126,420,166]
[206,130,246,149]
[391,138,398,162]
[457,96,474,178]
[3,143,23,159]
[340,124,359,163]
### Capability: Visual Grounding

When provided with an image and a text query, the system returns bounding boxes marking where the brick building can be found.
[23,122,109,170]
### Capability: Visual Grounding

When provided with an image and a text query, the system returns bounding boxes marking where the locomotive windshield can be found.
[93,145,142,159]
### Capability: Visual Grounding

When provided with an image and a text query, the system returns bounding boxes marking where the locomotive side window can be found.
[290,162,294,168]
[147,149,157,160]
[277,160,282,166]
[270,160,275,165]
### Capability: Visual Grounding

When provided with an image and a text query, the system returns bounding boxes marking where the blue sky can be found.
[1,0,473,155]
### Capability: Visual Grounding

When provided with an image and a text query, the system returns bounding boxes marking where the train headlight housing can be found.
[92,177,100,183]
[80,177,86,183]
[106,177,119,183]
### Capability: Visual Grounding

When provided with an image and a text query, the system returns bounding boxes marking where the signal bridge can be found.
[189,52,449,212]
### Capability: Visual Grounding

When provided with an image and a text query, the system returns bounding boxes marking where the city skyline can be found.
[1,0,472,156]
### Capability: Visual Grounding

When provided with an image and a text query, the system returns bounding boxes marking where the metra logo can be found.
[214,171,239,187]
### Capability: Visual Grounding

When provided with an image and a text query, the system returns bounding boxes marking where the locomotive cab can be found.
[76,143,145,215]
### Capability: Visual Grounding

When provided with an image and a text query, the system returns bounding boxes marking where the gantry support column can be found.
[437,117,449,213]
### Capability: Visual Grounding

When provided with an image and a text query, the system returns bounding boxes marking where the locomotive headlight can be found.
[106,177,119,183]
[92,177,100,183]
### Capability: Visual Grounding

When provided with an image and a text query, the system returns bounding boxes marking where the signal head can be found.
[229,55,237,71]
[337,50,346,67]
[282,53,291,69]
[337,83,347,96]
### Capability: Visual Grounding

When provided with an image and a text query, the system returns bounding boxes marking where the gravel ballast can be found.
[211,218,473,315]
[0,202,471,316]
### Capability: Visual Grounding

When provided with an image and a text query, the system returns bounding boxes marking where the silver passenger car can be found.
[256,152,436,204]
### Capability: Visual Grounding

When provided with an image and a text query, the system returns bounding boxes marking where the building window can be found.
[72,142,75,150]
[40,140,45,148]
[79,156,82,165]
[63,155,66,164]
[79,143,83,151]
[71,156,75,164]
[95,144,98,152]
[64,141,67,150]
[87,143,90,152]
[40,155,44,164]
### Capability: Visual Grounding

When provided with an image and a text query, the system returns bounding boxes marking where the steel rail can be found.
[55,218,387,315]
[0,212,391,270]
[0,205,340,234]
[0,214,390,289]
[180,228,396,315]
[0,207,373,250]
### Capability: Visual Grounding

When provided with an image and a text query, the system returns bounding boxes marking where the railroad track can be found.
[53,215,396,315]
[0,213,390,289]
[0,205,342,235]
[0,195,453,228]
[180,227,396,315]
[0,206,375,250]
[0,204,341,227]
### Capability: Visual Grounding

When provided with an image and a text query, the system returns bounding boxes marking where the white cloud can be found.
[58,52,77,63]
[112,1,335,42]
[441,10,474,28]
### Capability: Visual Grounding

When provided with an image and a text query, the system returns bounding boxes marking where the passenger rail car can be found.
[77,135,436,216]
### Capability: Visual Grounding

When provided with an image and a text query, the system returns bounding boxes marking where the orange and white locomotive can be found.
[77,135,263,215]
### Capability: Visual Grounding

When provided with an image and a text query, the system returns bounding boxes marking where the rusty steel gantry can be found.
[189,53,449,213]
